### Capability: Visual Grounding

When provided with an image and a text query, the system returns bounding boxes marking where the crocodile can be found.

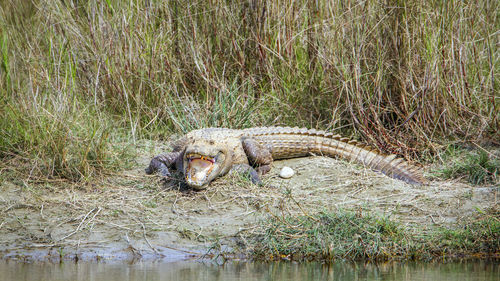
[145,127,427,189]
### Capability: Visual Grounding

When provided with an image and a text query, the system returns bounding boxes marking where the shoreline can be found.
[1,154,497,263]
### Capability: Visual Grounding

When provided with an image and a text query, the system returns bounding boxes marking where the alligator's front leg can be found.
[145,151,183,177]
[242,138,273,175]
[228,164,262,185]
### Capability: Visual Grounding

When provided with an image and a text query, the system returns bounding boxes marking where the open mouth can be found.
[185,153,216,186]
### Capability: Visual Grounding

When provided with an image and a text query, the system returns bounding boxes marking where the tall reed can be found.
[0,0,497,180]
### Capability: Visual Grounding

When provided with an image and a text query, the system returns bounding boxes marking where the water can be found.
[0,259,498,281]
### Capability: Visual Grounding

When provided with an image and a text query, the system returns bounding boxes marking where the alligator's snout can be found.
[185,154,215,189]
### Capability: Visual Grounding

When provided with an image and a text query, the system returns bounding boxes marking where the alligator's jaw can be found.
[185,154,215,189]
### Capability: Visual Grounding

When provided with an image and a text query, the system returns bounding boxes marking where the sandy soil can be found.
[0,144,498,262]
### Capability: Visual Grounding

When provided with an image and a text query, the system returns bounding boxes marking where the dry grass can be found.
[0,0,498,182]
[1,148,497,261]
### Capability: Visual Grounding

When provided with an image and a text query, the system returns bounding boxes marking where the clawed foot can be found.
[229,164,263,185]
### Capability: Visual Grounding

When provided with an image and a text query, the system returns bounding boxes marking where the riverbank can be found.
[0,141,497,262]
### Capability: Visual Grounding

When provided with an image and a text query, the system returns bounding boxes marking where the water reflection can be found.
[0,259,498,281]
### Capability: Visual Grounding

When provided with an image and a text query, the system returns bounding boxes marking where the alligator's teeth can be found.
[200,156,215,163]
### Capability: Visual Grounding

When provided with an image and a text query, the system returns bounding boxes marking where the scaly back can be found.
[243,127,427,185]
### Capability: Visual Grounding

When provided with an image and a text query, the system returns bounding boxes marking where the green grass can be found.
[0,0,498,182]
[245,209,500,261]
[250,210,412,261]
[433,146,499,185]
[0,96,132,181]
[435,215,500,256]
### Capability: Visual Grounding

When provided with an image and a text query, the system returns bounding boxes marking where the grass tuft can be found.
[245,209,500,261]
[251,210,410,261]
[434,213,500,255]
[0,96,131,181]
[433,146,499,185]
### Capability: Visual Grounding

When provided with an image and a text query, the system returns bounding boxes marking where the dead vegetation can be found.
[1,0,498,184]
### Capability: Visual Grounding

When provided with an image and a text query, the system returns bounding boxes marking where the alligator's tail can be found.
[247,127,428,185]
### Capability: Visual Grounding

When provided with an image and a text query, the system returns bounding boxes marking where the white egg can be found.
[279,167,295,179]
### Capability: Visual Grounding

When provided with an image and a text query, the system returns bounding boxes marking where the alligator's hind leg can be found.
[145,151,183,177]
[242,138,273,175]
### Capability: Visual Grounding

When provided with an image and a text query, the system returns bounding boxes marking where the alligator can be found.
[145,127,427,189]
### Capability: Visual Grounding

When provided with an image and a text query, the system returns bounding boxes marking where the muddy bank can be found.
[0,149,498,262]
